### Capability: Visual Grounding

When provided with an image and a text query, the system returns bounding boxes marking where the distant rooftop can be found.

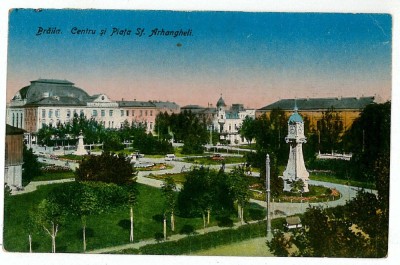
[258,96,377,111]
[12,78,89,104]
[117,101,156,108]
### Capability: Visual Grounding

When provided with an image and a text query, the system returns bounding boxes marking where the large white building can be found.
[182,96,255,145]
[6,79,180,142]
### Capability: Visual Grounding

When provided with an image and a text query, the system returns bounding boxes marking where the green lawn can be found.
[146,172,188,184]
[3,182,242,253]
[183,156,246,165]
[32,171,75,181]
[309,173,375,189]
[250,185,341,203]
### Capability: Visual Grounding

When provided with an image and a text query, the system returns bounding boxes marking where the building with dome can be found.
[182,95,255,145]
[6,79,180,144]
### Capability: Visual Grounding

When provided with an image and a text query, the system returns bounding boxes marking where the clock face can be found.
[298,126,303,134]
[289,126,296,134]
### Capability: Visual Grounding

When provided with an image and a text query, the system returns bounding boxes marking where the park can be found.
[4,101,390,257]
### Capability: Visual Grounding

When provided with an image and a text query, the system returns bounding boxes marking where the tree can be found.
[75,185,98,252]
[125,182,138,242]
[317,107,343,153]
[239,116,255,145]
[22,146,41,184]
[226,167,251,224]
[24,210,39,253]
[36,198,65,253]
[178,167,233,230]
[342,101,390,182]
[75,152,135,185]
[178,168,213,229]
[267,229,292,256]
[161,176,177,234]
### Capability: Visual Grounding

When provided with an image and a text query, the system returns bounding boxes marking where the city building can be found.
[256,96,380,131]
[182,96,255,145]
[6,79,180,141]
[5,125,24,190]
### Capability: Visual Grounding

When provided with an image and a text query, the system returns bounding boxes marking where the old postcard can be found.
[1,3,398,265]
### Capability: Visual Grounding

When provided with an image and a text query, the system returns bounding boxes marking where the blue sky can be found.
[7,9,392,108]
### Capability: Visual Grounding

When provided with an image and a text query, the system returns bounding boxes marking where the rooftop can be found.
[259,96,377,111]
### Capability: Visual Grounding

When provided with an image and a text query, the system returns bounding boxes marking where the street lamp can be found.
[266,154,272,240]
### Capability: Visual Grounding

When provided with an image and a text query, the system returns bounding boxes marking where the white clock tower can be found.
[281,105,309,192]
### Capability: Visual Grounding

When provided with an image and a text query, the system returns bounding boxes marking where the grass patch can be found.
[309,172,375,189]
[250,185,341,203]
[136,163,174,172]
[3,182,236,253]
[235,144,257,150]
[58,154,85,161]
[31,171,75,181]
[113,219,284,255]
[183,156,246,165]
[145,173,187,184]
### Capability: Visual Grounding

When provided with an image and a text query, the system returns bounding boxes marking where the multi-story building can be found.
[6,79,180,142]
[182,96,255,145]
[256,96,381,132]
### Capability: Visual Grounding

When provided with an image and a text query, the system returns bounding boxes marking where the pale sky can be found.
[7,10,392,109]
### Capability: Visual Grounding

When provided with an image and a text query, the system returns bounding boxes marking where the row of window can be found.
[122,109,153,117]
[41,108,155,118]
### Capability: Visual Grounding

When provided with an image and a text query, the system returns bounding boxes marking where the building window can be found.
[145,110,148,116]
[150,122,153,130]
[126,110,129,116]
[49,109,53,118]
[55,109,60,118]
[73,109,77,117]
[109,110,113,117]
[140,110,143,116]
[121,110,124,117]
[80,110,84,116]
[92,110,98,117]
[42,109,46,118]
[101,110,105,117]
[150,110,153,116]
[220,115,223,119]
[132,110,135,116]
[66,109,71,118]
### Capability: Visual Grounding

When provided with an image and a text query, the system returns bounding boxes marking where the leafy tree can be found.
[24,210,39,253]
[155,111,209,154]
[22,146,41,184]
[36,198,65,253]
[125,182,138,242]
[342,101,390,182]
[239,116,256,144]
[317,107,344,153]
[226,167,251,224]
[162,176,177,233]
[267,229,292,256]
[75,152,135,185]
[178,167,234,230]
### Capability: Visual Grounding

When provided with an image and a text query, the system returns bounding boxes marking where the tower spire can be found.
[294,98,298,112]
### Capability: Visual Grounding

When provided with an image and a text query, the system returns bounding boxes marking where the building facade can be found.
[256,96,380,132]
[182,96,255,145]
[6,79,180,138]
